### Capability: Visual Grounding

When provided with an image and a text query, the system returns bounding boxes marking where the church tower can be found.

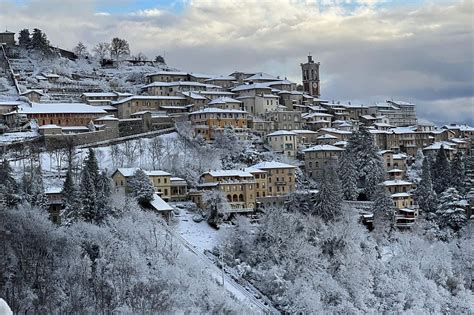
[300,55,320,97]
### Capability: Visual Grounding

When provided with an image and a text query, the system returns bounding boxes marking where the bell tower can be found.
[300,55,320,97]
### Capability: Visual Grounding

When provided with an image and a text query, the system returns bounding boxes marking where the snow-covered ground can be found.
[172,205,231,253]
[0,131,39,144]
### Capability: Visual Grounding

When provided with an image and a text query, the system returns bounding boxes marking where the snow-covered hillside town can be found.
[1,8,473,313]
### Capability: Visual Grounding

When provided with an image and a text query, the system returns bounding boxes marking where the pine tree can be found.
[62,168,80,217]
[0,159,19,207]
[371,184,394,243]
[79,168,98,223]
[436,188,467,232]
[415,157,438,214]
[18,29,31,47]
[465,155,474,193]
[129,169,155,205]
[84,148,100,190]
[31,28,51,55]
[313,164,343,221]
[432,145,451,194]
[337,151,358,200]
[95,171,112,222]
[30,166,48,210]
[450,151,466,194]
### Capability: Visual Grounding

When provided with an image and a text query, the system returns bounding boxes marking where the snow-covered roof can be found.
[383,180,413,186]
[181,91,208,100]
[231,83,273,92]
[244,167,267,174]
[189,108,247,114]
[6,103,107,115]
[45,187,62,194]
[392,192,412,198]
[0,101,23,106]
[387,169,404,173]
[374,122,393,127]
[307,105,328,112]
[150,194,173,212]
[142,81,208,89]
[208,97,242,105]
[115,167,141,177]
[387,100,415,106]
[203,170,254,178]
[423,142,455,151]
[38,124,61,129]
[389,127,417,134]
[303,112,333,118]
[317,134,338,139]
[320,128,352,135]
[393,153,407,160]
[252,161,296,169]
[267,130,297,137]
[197,91,235,96]
[442,124,474,132]
[303,144,344,152]
[205,75,236,81]
[42,73,60,78]
[145,71,188,77]
[334,141,348,146]
[95,115,119,121]
[146,170,171,177]
[244,72,279,81]
[291,129,317,134]
[449,138,468,144]
[113,95,186,105]
[20,89,44,96]
[81,92,118,98]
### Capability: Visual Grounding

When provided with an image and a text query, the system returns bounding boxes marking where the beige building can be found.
[188,108,248,141]
[265,110,303,130]
[145,71,190,83]
[251,161,296,197]
[266,130,298,157]
[204,76,237,88]
[208,97,242,110]
[112,95,186,118]
[303,144,344,180]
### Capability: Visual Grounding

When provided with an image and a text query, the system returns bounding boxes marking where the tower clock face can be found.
[312,82,318,89]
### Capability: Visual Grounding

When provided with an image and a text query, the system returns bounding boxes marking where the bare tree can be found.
[73,42,88,58]
[148,137,164,170]
[110,37,130,60]
[93,42,110,60]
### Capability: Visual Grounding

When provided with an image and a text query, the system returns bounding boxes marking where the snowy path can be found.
[163,214,279,314]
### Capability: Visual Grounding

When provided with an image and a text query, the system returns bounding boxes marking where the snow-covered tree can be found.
[432,145,451,194]
[337,151,358,200]
[79,168,97,223]
[93,42,110,60]
[154,55,166,64]
[95,171,112,222]
[18,29,31,47]
[29,166,48,210]
[415,157,438,214]
[371,184,394,243]
[203,190,230,228]
[313,164,343,221]
[31,28,51,55]
[450,151,466,194]
[110,37,130,60]
[148,136,164,170]
[0,159,19,207]
[62,168,80,218]
[128,169,154,205]
[73,42,88,58]
[83,148,100,190]
[436,188,467,232]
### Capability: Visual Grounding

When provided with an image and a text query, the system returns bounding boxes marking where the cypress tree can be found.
[313,164,343,221]
[337,151,359,200]
[84,148,100,189]
[371,184,394,242]
[415,157,438,214]
[80,168,98,223]
[432,145,451,194]
[450,151,466,194]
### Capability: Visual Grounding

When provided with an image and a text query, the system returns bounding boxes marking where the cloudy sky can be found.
[1,0,473,124]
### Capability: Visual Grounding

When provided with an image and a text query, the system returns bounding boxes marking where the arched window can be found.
[239,194,244,202]
[227,195,232,202]
[233,194,238,202]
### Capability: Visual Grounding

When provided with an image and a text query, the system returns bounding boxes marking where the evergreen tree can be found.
[95,171,112,222]
[464,155,474,193]
[79,168,98,223]
[18,29,31,47]
[31,28,51,55]
[432,145,451,194]
[415,157,438,214]
[337,151,358,200]
[62,168,80,216]
[371,184,394,243]
[450,151,466,194]
[84,148,100,190]
[0,159,19,207]
[313,164,343,221]
[129,169,154,205]
[30,166,48,210]
[436,188,467,232]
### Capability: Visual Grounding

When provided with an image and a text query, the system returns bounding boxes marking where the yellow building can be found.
[303,145,345,180]
[188,108,248,140]
[199,170,257,212]
[251,161,296,196]
[147,170,172,201]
